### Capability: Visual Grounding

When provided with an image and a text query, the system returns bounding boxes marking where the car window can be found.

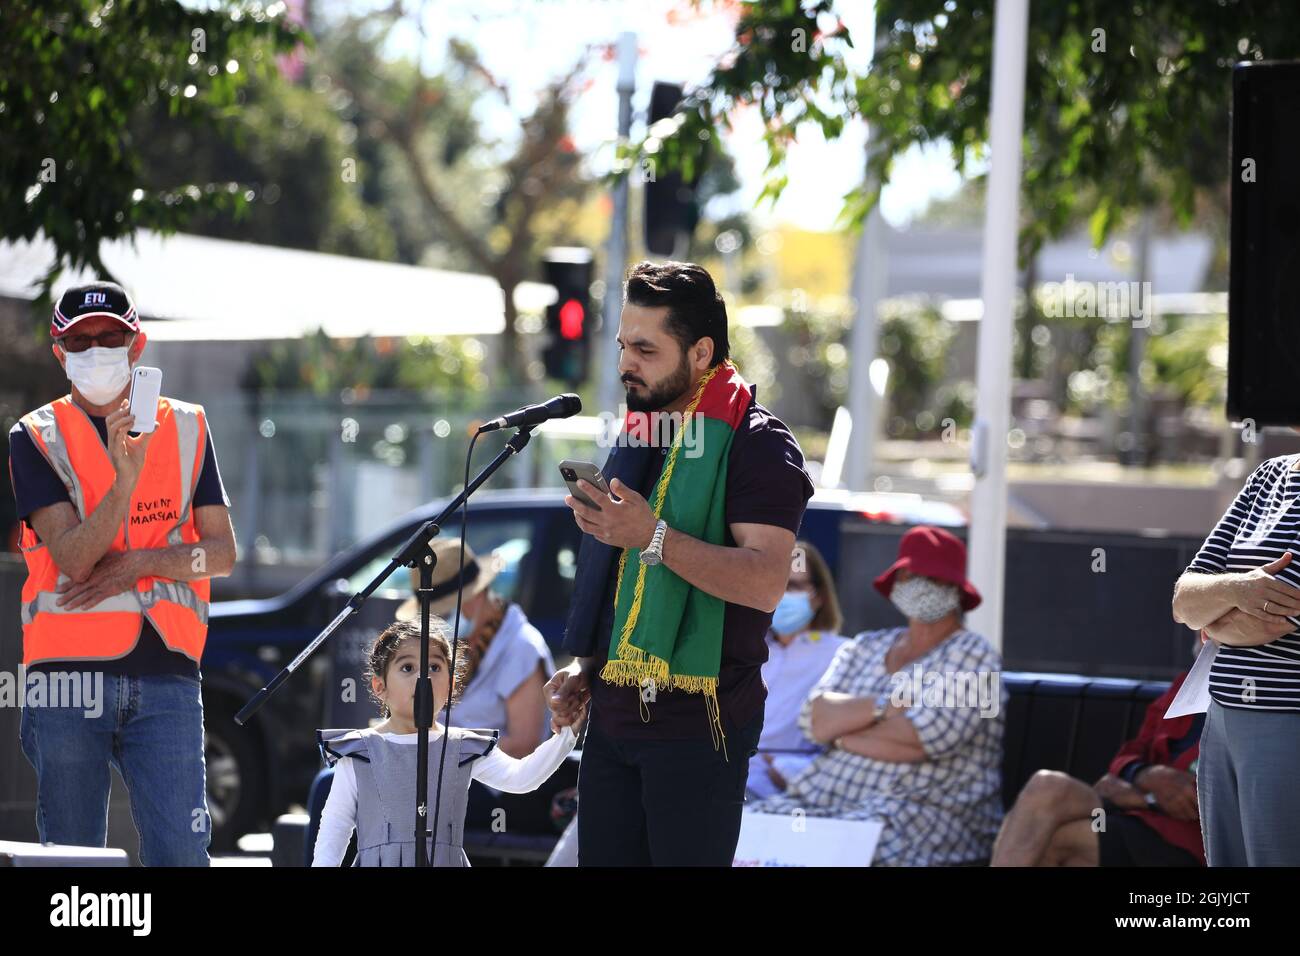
[343,517,535,604]
[526,511,584,626]
[556,542,577,583]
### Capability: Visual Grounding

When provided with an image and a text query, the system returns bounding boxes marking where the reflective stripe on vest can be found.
[139,577,210,623]
[21,404,88,518]
[17,396,212,666]
[20,579,210,626]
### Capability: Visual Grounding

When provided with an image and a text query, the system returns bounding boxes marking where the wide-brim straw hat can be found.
[395,538,506,622]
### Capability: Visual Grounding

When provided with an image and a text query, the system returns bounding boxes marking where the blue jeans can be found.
[19,671,211,866]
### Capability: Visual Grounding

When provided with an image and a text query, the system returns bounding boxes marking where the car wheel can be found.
[203,696,267,852]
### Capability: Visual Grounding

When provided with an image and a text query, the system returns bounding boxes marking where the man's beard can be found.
[624,351,693,412]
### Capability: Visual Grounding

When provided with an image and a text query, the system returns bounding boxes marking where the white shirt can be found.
[759,629,846,751]
[747,629,845,799]
[451,603,556,741]
[312,724,577,867]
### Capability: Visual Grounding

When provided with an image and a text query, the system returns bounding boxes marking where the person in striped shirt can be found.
[1172,454,1300,865]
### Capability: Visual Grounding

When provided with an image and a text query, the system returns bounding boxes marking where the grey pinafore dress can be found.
[317,725,499,867]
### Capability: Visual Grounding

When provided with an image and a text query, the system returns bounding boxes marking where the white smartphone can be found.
[128,366,163,434]
[559,459,611,508]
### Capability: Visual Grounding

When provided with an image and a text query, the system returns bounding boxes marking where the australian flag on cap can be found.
[52,281,139,338]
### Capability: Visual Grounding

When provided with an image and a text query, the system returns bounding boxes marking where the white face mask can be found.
[64,346,132,405]
[890,576,962,623]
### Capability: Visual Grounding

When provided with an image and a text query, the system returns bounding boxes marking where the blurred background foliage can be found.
[241,328,488,397]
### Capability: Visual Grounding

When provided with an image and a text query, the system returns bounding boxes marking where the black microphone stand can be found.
[235,424,537,867]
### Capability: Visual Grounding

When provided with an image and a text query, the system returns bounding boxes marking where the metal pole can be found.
[596,32,637,418]
[1127,209,1152,466]
[239,398,262,594]
[965,0,1030,652]
[846,25,892,493]
[846,189,887,491]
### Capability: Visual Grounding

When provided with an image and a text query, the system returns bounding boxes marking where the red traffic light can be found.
[558,298,585,340]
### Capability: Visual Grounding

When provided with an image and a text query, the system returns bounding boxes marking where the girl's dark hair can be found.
[797,539,844,635]
[366,619,469,717]
[624,260,729,366]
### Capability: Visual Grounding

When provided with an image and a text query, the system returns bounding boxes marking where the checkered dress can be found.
[750,627,1006,866]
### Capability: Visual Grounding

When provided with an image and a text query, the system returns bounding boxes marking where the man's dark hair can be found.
[624,260,729,366]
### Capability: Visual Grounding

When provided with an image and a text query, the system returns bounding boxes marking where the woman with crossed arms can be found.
[1173,454,1300,866]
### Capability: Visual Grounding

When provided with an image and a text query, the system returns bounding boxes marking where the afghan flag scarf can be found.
[598,360,752,754]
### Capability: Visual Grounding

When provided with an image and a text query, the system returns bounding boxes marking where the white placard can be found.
[733,811,882,867]
[1164,640,1218,718]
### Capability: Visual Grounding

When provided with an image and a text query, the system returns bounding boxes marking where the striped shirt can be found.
[1186,455,1300,710]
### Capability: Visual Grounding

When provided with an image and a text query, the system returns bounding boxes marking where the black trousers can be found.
[576,710,763,866]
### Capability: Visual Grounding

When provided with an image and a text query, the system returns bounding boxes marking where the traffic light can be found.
[541,247,595,386]
[644,82,703,258]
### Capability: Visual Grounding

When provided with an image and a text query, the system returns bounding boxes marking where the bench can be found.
[1000,672,1170,810]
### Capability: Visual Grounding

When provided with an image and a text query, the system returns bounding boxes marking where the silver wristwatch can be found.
[640,519,668,566]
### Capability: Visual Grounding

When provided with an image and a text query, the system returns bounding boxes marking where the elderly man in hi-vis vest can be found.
[7,281,236,865]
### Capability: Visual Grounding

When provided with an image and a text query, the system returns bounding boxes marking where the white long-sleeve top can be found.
[312,725,576,867]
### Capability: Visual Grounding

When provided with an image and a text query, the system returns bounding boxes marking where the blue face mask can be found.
[771,590,815,636]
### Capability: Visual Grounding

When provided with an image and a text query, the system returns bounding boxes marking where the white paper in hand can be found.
[1164,640,1218,718]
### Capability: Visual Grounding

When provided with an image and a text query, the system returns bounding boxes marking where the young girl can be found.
[313,619,585,867]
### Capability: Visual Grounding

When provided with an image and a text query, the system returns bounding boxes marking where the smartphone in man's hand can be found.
[560,459,611,508]
[127,366,162,434]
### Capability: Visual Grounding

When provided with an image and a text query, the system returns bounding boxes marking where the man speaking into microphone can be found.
[545,261,814,866]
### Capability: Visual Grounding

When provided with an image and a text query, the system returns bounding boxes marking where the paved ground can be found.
[211,854,272,866]
[211,831,273,866]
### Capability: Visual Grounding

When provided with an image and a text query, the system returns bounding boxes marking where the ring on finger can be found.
[1265,600,1272,614]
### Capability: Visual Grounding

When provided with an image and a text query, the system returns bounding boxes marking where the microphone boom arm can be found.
[234,425,537,727]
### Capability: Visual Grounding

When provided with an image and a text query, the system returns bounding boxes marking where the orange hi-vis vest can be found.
[16,395,212,667]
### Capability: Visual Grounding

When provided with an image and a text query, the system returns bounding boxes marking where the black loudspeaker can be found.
[1227,60,1300,426]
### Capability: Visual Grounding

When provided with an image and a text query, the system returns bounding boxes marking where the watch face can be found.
[640,550,662,566]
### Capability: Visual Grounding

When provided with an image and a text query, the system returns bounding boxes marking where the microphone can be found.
[478,393,582,433]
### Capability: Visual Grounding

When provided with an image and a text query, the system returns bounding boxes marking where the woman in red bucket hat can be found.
[748,525,1006,866]
[873,526,982,614]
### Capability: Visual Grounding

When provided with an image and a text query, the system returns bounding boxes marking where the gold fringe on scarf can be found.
[598,363,729,756]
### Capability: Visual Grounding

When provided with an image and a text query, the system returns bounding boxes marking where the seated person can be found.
[747,540,846,799]
[751,527,1005,867]
[992,646,1205,867]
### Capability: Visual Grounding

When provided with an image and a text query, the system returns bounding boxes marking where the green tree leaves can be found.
[1,0,301,301]
[650,0,1300,257]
